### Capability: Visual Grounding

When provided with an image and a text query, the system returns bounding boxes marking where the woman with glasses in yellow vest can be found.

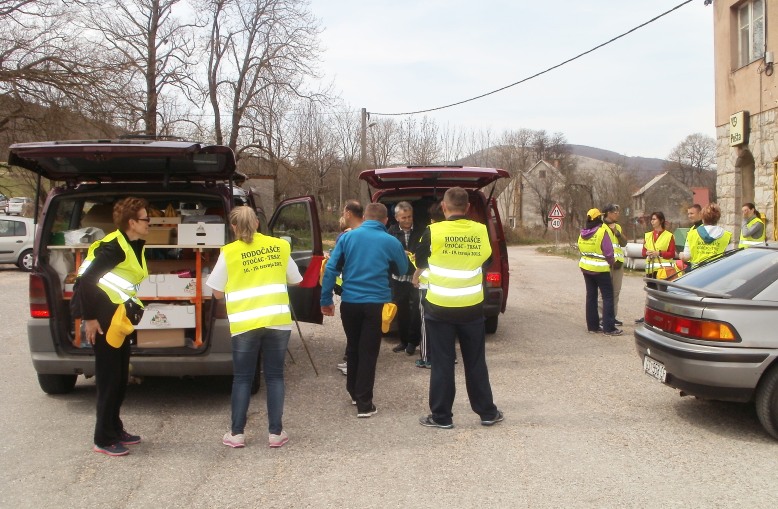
[206,206,302,449]
[72,197,150,456]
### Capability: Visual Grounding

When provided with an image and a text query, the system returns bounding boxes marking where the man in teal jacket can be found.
[321,203,408,418]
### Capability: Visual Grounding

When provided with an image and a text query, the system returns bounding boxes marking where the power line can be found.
[372,0,694,117]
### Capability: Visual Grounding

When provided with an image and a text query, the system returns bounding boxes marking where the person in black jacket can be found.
[72,197,150,456]
[388,201,423,356]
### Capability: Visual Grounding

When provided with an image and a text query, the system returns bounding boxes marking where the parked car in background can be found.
[6,197,32,216]
[634,245,778,439]
[0,216,35,271]
[0,194,8,212]
[359,166,510,334]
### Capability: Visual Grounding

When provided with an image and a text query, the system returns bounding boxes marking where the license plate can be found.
[643,355,667,383]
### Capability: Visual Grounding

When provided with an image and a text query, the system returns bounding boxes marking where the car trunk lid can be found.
[359,166,509,190]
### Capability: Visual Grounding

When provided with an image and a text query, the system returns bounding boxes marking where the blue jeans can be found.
[230,328,290,435]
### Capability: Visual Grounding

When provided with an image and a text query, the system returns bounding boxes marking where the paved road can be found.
[1,246,777,508]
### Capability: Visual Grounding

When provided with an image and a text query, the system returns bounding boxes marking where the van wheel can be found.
[756,365,778,440]
[485,316,498,334]
[17,249,33,271]
[37,373,78,394]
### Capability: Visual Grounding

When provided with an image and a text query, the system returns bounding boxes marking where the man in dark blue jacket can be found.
[321,203,409,418]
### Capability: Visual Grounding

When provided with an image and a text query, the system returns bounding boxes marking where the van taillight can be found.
[644,308,738,342]
[29,274,50,318]
[485,272,501,287]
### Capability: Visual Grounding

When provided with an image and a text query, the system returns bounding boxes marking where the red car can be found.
[359,166,510,333]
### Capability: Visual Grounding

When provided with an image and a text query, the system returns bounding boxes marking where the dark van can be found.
[9,139,323,394]
[359,166,510,333]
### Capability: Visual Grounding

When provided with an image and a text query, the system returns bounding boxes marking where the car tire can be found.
[485,315,498,334]
[17,249,33,272]
[755,364,778,440]
[37,373,78,394]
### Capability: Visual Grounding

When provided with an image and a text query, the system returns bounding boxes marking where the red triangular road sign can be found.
[548,203,565,219]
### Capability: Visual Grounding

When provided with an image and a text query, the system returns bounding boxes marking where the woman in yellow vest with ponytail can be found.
[73,197,150,456]
[207,207,302,449]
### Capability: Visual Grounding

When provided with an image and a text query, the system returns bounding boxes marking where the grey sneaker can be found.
[222,431,245,448]
[481,410,504,426]
[268,430,288,448]
[603,329,624,336]
[419,415,454,429]
[357,405,378,418]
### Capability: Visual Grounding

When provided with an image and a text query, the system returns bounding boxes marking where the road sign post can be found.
[548,203,565,249]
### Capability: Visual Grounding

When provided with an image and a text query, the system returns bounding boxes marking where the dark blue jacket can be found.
[321,220,408,305]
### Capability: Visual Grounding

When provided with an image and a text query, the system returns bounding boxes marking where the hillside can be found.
[567,144,667,183]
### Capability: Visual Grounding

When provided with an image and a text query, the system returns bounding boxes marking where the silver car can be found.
[635,244,778,439]
[6,197,32,216]
[0,216,35,271]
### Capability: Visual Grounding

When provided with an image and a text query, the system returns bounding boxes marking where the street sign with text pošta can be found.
[548,203,564,219]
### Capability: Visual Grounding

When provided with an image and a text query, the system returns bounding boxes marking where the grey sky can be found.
[309,0,715,160]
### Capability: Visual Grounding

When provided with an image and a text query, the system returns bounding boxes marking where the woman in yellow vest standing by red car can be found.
[73,197,150,456]
[206,207,302,449]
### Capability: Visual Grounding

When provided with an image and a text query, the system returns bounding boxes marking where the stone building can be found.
[712,0,776,240]
[631,172,692,231]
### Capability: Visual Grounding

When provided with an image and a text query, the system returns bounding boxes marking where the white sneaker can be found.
[269,430,289,448]
[223,431,245,448]
[337,362,347,369]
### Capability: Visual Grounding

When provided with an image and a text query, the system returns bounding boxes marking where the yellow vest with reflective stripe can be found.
[426,220,491,308]
[578,226,609,272]
[224,233,292,334]
[77,230,148,306]
[608,224,624,263]
[739,216,766,248]
[644,230,674,273]
[688,228,731,267]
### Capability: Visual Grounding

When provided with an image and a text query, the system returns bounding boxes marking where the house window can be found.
[509,217,516,229]
[738,0,765,67]
[539,170,546,179]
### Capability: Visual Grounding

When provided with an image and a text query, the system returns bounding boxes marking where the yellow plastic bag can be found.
[106,304,135,348]
[381,303,398,334]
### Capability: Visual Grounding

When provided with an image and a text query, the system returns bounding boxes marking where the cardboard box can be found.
[136,328,186,348]
[136,303,196,329]
[155,274,212,298]
[145,227,174,245]
[149,217,181,227]
[136,277,157,298]
[177,223,225,246]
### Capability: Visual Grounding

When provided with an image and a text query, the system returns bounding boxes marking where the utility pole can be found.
[359,108,369,201]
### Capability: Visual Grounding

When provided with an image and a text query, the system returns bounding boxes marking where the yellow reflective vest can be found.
[223,233,292,334]
[687,228,732,267]
[425,219,491,308]
[608,223,624,264]
[578,226,610,272]
[644,230,674,274]
[739,216,766,248]
[77,230,148,307]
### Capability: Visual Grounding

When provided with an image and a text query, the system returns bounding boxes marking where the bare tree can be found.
[331,107,361,206]
[368,117,399,169]
[439,122,465,164]
[80,0,199,136]
[665,133,716,187]
[201,0,322,158]
[288,101,338,209]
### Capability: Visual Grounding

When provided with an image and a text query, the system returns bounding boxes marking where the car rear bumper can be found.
[634,325,775,402]
[483,287,503,317]
[28,319,234,377]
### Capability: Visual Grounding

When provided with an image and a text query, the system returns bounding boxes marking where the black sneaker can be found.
[119,429,141,445]
[419,415,454,429]
[392,343,408,353]
[93,443,130,456]
[603,329,624,336]
[481,410,504,426]
[357,405,378,418]
[614,319,623,326]
[405,344,417,356]
[635,317,645,324]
